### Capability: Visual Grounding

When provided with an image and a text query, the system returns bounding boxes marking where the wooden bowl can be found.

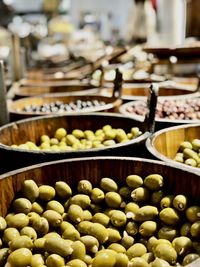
[146,123,200,173]
[0,156,200,267]
[0,113,154,174]
[8,94,122,121]
[119,92,200,130]
[12,82,101,99]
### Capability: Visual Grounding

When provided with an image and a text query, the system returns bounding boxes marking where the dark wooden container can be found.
[0,112,155,174]
[146,123,200,173]
[119,92,200,130]
[0,156,199,266]
[8,94,122,121]
[12,81,101,99]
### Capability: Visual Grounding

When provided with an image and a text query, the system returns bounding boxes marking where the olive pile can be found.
[174,139,200,167]
[11,125,142,152]
[126,98,200,120]
[0,174,200,267]
[21,100,107,113]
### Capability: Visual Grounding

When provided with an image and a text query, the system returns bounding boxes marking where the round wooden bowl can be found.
[8,94,122,121]
[0,113,154,174]
[14,82,101,99]
[146,123,200,173]
[0,156,200,267]
[101,82,198,101]
[119,92,200,130]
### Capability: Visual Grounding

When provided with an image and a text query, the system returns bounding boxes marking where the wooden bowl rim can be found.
[145,123,200,173]
[119,97,200,124]
[1,155,200,179]
[8,94,122,115]
[0,112,150,154]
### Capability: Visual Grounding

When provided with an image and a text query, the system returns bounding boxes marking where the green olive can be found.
[103,140,116,146]
[34,237,46,251]
[80,235,99,254]
[118,186,131,199]
[131,187,150,202]
[121,234,134,249]
[88,223,109,244]
[110,210,127,227]
[126,243,147,259]
[83,210,92,221]
[173,195,188,211]
[115,253,129,267]
[60,221,75,234]
[67,259,87,267]
[126,175,143,189]
[105,192,122,208]
[125,202,139,219]
[39,185,55,201]
[91,188,105,203]
[77,221,93,235]
[151,190,164,206]
[179,141,193,151]
[2,227,19,244]
[186,206,200,222]
[182,253,200,266]
[190,221,200,238]
[6,213,29,229]
[92,249,116,267]
[72,129,84,139]
[160,195,174,209]
[84,254,93,265]
[67,204,84,224]
[139,221,157,237]
[154,244,177,265]
[32,217,49,236]
[44,232,61,239]
[31,253,44,267]
[7,248,32,267]
[158,226,177,241]
[151,258,170,267]
[62,227,80,241]
[46,254,65,267]
[129,257,149,267]
[144,174,164,190]
[43,210,63,228]
[10,235,33,251]
[92,213,110,227]
[0,216,7,231]
[100,177,118,192]
[185,158,197,167]
[28,212,41,225]
[107,243,126,253]
[0,248,9,266]
[46,200,65,215]
[180,222,192,236]
[44,237,73,257]
[32,202,44,214]
[192,139,200,151]
[183,148,200,164]
[70,240,86,261]
[107,228,122,243]
[172,236,192,256]
[147,236,157,252]
[141,252,154,263]
[54,128,67,140]
[22,179,39,202]
[126,221,138,236]
[55,181,72,199]
[70,194,91,209]
[159,208,180,225]
[77,180,92,195]
[135,206,158,222]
